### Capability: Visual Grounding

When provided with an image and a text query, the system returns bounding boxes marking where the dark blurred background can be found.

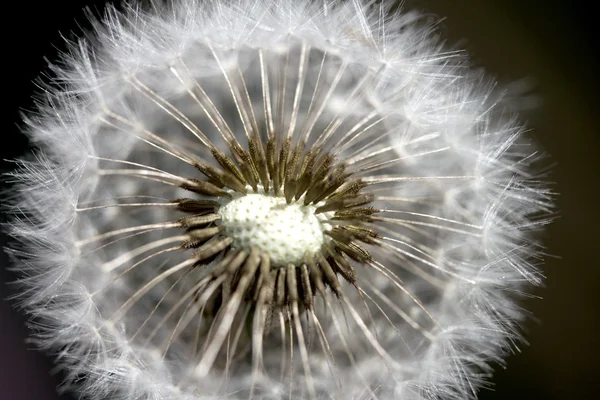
[1,1,597,399]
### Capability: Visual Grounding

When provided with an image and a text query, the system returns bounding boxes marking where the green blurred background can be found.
[416,1,598,398]
[1,1,597,399]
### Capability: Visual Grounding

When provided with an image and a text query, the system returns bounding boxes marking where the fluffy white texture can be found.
[5,1,553,399]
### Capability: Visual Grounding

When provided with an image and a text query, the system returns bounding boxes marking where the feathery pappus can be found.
[5,1,554,399]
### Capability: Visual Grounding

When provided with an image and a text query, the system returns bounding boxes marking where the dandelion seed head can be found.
[5,0,553,399]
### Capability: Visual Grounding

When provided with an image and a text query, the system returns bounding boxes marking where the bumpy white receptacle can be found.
[218,194,329,266]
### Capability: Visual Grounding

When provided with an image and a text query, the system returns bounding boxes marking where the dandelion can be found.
[5,0,553,399]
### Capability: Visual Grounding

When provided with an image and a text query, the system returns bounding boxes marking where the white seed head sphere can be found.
[6,1,553,399]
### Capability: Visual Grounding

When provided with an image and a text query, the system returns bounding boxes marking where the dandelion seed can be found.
[5,1,553,399]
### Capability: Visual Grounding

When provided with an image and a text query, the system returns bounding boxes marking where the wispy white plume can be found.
[5,1,553,399]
